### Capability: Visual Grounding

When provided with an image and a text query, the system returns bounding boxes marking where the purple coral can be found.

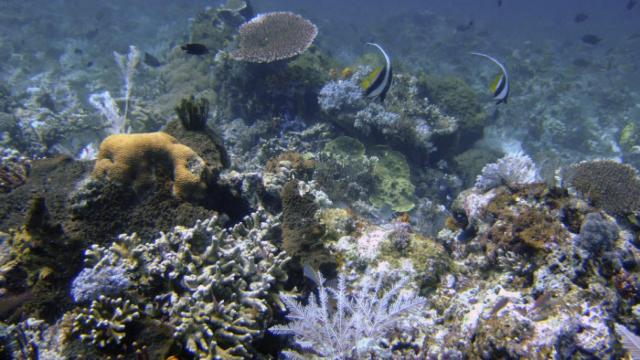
[575,212,619,254]
[230,12,318,63]
[70,265,131,303]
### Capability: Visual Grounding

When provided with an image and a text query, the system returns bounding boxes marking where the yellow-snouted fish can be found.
[471,52,510,104]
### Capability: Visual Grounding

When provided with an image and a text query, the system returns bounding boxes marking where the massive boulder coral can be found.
[92,132,210,200]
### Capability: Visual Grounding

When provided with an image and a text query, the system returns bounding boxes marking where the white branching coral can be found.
[270,270,426,359]
[75,209,290,359]
[474,152,541,191]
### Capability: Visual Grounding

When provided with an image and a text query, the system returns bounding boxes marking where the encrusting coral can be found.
[92,132,210,200]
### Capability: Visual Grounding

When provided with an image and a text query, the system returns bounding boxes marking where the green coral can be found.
[418,73,487,131]
[315,136,375,207]
[213,46,335,120]
[323,135,366,164]
[620,121,639,152]
[319,139,416,212]
[453,147,502,187]
[190,6,242,52]
[369,146,415,212]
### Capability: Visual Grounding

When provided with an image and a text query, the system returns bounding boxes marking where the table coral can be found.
[92,132,209,200]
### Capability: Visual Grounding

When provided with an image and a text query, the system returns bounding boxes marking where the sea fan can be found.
[270,270,426,359]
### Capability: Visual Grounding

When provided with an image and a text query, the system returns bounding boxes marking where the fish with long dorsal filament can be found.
[471,52,510,104]
[361,42,393,103]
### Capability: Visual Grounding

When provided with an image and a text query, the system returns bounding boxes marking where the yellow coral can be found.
[92,132,209,199]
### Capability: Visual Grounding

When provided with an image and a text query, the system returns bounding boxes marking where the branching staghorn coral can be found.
[71,295,140,349]
[76,209,290,359]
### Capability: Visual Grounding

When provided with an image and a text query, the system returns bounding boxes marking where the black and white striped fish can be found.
[471,52,510,104]
[364,43,393,102]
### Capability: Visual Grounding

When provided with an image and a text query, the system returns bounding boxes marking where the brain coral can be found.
[230,11,317,63]
[92,132,209,200]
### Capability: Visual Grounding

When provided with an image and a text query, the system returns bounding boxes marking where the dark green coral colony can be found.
[175,95,209,131]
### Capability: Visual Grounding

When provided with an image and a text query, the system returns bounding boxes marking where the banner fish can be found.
[361,43,393,102]
[471,52,510,104]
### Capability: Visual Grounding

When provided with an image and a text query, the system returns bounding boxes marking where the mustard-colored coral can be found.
[92,132,209,199]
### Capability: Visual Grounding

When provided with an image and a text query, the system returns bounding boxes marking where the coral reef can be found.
[2,3,640,360]
[424,182,634,358]
[474,152,541,192]
[369,146,416,212]
[319,71,459,160]
[0,147,30,194]
[452,147,502,188]
[559,159,640,216]
[213,45,334,121]
[190,5,244,52]
[175,95,209,131]
[71,295,140,348]
[230,12,318,63]
[417,73,487,133]
[314,137,376,211]
[575,212,619,254]
[92,132,210,200]
[2,317,68,359]
[281,179,334,271]
[70,265,131,303]
[71,210,290,358]
[271,269,426,359]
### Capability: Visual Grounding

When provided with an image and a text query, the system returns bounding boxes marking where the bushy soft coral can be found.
[270,270,426,359]
[475,152,541,191]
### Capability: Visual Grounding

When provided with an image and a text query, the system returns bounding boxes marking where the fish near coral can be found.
[92,132,210,200]
[361,43,393,102]
[471,52,510,104]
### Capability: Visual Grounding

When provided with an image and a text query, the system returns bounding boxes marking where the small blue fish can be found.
[471,52,510,104]
[364,43,393,102]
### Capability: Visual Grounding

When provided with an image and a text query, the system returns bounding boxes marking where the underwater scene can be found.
[2,0,640,358]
